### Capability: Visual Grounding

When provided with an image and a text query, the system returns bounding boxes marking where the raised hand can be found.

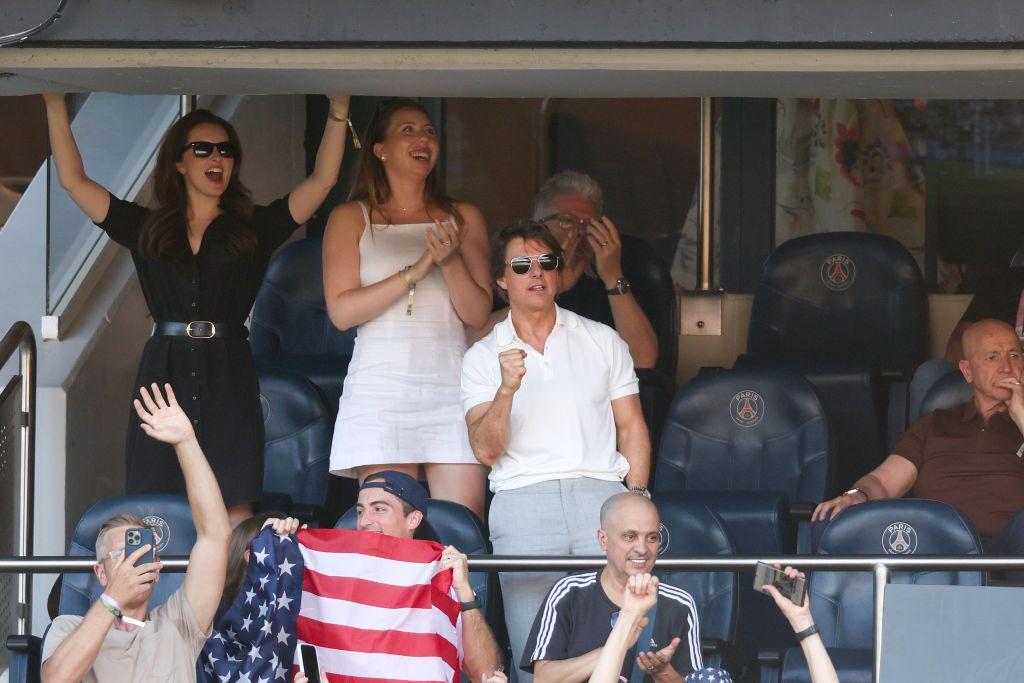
[763,564,815,632]
[134,383,196,446]
[426,219,463,266]
[104,543,162,611]
[481,671,507,683]
[328,95,351,118]
[262,517,305,536]
[622,572,659,616]
[440,545,471,595]
[497,349,527,396]
[586,216,624,288]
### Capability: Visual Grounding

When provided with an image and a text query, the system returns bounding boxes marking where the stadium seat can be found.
[767,499,984,683]
[653,499,742,675]
[742,232,928,495]
[6,634,41,683]
[917,369,972,417]
[620,234,679,379]
[258,367,334,522]
[906,358,958,425]
[251,237,355,411]
[57,494,196,617]
[335,499,493,620]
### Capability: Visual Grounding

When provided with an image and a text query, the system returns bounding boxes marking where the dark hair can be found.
[223,512,279,605]
[139,109,255,263]
[348,99,463,227]
[363,472,416,516]
[490,221,565,300]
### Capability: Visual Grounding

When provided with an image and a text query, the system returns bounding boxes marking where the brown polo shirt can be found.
[893,401,1024,536]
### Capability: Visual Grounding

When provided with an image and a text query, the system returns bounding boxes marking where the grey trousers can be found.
[489,477,626,682]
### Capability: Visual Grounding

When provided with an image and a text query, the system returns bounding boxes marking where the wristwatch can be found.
[795,624,820,641]
[629,486,651,499]
[606,277,632,296]
[459,594,483,612]
[844,487,869,502]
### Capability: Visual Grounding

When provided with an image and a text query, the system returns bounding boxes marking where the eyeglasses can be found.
[540,213,589,232]
[181,141,238,159]
[102,548,125,562]
[506,253,561,275]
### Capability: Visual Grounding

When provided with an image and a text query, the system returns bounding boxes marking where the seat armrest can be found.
[6,635,42,654]
[757,647,786,666]
[701,637,747,678]
[789,501,817,521]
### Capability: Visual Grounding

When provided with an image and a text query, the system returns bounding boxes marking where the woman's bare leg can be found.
[423,463,489,521]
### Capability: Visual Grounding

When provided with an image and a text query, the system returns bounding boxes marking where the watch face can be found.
[618,278,631,294]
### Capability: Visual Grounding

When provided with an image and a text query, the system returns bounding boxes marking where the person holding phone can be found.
[761,566,839,683]
[41,383,232,683]
[42,93,353,526]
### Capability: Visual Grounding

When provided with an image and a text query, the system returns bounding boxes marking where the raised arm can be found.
[427,203,493,330]
[42,93,111,223]
[441,546,502,680]
[763,566,839,683]
[287,95,351,225]
[612,394,651,490]
[134,383,230,633]
[322,202,437,330]
[586,573,661,683]
[588,217,659,369]
[466,350,526,466]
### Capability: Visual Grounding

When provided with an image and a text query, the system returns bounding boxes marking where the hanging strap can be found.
[628,603,658,683]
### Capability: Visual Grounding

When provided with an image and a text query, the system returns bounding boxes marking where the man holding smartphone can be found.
[41,383,232,683]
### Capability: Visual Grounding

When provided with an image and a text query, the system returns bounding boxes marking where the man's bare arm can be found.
[533,649,604,683]
[812,455,918,521]
[612,394,651,489]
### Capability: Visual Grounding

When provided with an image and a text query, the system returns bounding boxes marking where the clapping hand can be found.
[134,383,196,446]
[427,219,462,266]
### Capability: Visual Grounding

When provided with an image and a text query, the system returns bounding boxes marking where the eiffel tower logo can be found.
[737,398,759,420]
[731,390,765,427]
[827,260,849,285]
[821,254,856,291]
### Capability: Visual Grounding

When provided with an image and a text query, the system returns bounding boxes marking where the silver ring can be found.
[601,241,609,247]
[441,240,452,246]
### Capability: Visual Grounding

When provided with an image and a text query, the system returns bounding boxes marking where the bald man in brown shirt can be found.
[814,319,1024,551]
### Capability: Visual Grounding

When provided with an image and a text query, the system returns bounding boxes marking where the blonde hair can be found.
[95,513,148,561]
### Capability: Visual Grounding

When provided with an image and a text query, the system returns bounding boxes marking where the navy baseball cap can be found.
[360,470,429,517]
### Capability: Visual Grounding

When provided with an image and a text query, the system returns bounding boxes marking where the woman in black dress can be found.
[43,93,353,525]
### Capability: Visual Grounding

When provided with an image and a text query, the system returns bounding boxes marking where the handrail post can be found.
[1,321,37,635]
[698,96,715,291]
[872,563,890,683]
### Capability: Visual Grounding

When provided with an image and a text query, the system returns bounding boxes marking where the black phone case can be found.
[124,527,156,566]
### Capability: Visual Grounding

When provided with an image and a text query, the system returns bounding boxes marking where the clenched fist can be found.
[498,349,527,396]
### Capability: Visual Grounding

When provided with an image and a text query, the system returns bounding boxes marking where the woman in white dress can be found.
[323,99,493,519]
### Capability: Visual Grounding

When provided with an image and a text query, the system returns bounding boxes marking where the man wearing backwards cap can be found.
[356,471,504,682]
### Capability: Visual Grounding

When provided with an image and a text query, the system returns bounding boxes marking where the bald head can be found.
[600,492,658,529]
[962,319,1019,359]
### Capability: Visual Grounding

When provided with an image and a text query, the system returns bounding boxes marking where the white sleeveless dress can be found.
[329,203,476,477]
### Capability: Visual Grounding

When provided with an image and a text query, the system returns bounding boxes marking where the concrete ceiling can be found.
[5,48,1024,99]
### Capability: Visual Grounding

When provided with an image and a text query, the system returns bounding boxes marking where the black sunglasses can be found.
[506,253,560,275]
[181,140,238,159]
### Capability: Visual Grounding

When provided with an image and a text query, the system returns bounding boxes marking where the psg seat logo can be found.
[658,522,671,556]
[820,253,856,291]
[142,515,172,553]
[882,521,918,555]
[730,390,765,428]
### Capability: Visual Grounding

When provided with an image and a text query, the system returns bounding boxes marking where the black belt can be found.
[152,321,248,340]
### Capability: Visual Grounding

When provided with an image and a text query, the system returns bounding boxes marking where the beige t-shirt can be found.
[41,588,210,683]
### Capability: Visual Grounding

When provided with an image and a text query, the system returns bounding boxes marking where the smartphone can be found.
[753,561,807,606]
[124,527,156,568]
[298,643,321,683]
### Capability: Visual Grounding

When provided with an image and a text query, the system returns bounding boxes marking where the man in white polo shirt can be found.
[461,221,651,682]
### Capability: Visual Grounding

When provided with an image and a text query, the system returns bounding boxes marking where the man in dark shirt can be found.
[815,319,1024,551]
[521,492,702,682]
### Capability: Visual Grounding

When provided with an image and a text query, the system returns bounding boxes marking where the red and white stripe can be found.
[297,529,463,683]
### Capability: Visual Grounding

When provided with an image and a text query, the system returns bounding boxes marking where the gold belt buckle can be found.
[186,321,216,339]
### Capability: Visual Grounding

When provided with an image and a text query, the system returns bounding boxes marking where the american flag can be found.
[202,526,304,683]
[296,529,464,683]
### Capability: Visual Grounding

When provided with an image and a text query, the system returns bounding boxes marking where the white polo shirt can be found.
[461,306,639,492]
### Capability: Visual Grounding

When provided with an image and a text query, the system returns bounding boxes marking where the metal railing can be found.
[0,322,36,638]
[1,553,1020,683]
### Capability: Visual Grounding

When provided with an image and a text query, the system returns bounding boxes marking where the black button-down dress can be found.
[98,193,300,507]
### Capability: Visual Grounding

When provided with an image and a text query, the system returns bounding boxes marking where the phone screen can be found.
[299,644,321,683]
[753,562,807,606]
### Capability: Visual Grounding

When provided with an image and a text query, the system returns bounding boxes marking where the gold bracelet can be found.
[329,110,362,149]
[402,266,416,316]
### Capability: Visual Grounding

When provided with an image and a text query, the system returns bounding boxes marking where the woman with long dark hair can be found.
[43,93,353,525]
[323,99,492,519]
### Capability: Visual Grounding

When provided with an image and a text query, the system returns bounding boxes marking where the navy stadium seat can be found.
[258,367,334,521]
[917,369,972,417]
[906,358,958,426]
[57,494,196,617]
[742,232,927,495]
[251,237,355,411]
[653,499,742,675]
[769,499,984,683]
[6,635,40,683]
